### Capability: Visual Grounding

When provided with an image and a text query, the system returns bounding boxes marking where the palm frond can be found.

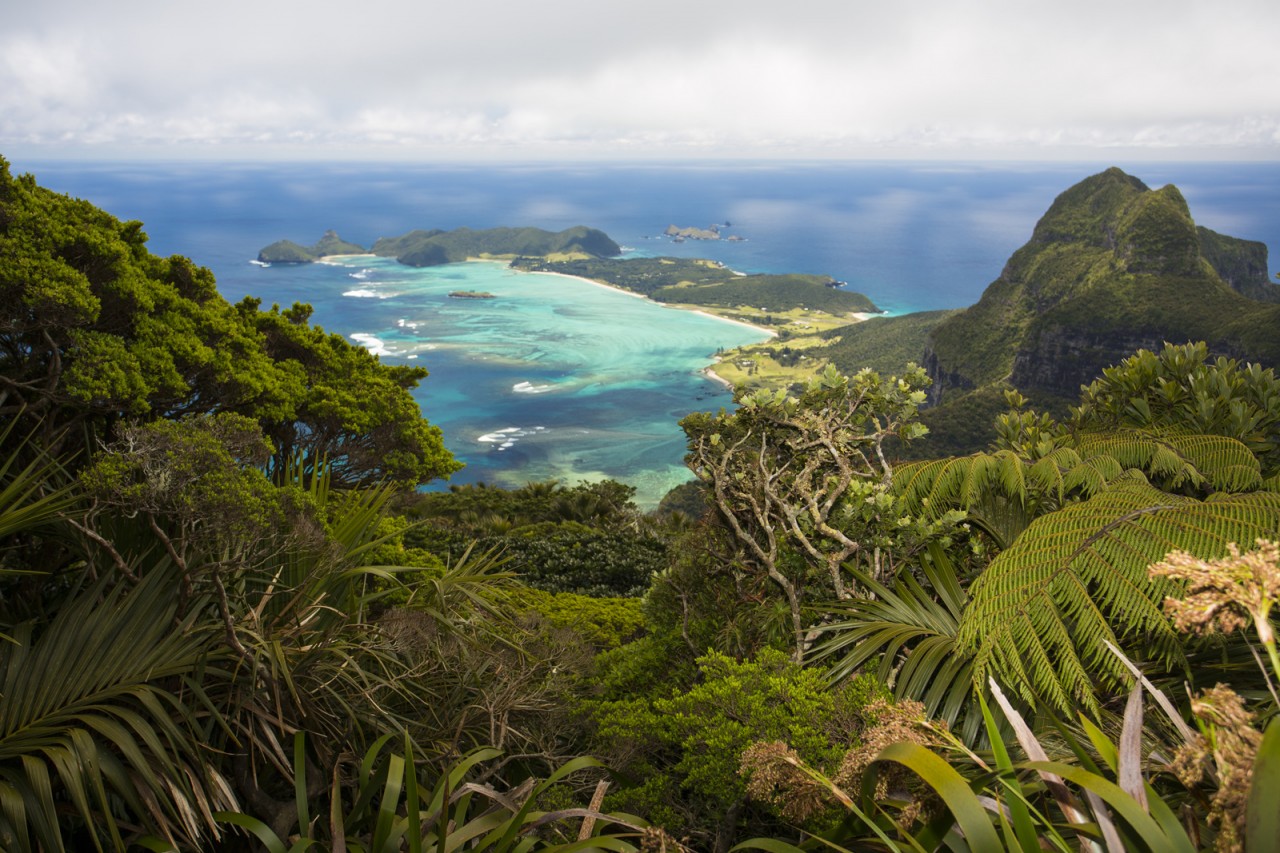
[812,544,982,742]
[0,565,232,850]
[0,419,79,546]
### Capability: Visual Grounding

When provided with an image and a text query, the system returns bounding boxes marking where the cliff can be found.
[922,168,1280,407]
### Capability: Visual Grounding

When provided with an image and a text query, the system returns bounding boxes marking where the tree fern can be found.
[895,430,1263,551]
[1076,429,1261,493]
[957,482,1280,714]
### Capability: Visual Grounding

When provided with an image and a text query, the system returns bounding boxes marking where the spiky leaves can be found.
[0,567,232,852]
[958,482,1280,714]
[810,544,982,743]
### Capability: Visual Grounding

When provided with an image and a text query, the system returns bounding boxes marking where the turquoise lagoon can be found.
[252,255,769,506]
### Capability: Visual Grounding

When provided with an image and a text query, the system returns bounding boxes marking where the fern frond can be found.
[1062,454,1122,496]
[1077,430,1260,493]
[958,483,1280,714]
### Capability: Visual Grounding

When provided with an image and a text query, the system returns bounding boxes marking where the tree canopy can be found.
[0,157,459,487]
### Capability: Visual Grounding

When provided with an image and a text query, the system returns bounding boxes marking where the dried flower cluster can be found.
[739,741,834,823]
[833,698,940,789]
[739,699,945,827]
[639,825,684,852]
[835,698,944,825]
[1149,539,1280,644]
[1169,685,1262,853]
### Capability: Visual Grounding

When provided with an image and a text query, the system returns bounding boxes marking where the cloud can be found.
[2,0,1278,158]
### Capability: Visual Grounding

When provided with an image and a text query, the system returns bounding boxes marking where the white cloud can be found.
[2,0,1278,159]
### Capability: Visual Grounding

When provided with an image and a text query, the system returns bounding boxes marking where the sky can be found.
[3,0,1278,161]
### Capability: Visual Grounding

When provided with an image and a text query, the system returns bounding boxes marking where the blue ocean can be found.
[14,159,1280,505]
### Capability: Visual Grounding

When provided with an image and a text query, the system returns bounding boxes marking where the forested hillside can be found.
[3,159,1280,852]
[924,167,1280,404]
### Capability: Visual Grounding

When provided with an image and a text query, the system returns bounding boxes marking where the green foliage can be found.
[245,299,461,486]
[506,587,645,651]
[821,309,958,378]
[0,567,229,852]
[405,524,665,599]
[1072,342,1280,478]
[0,158,459,488]
[737,678,1204,853]
[592,649,885,844]
[406,479,640,529]
[216,737,654,852]
[514,256,879,314]
[80,412,286,548]
[372,226,620,266]
[0,158,284,452]
[257,229,366,263]
[654,479,710,521]
[682,364,948,661]
[922,168,1280,434]
[401,480,664,597]
[958,482,1280,714]
[1197,225,1280,302]
[653,275,878,315]
[811,544,984,744]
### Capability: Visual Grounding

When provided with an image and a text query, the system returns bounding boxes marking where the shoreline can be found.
[685,308,778,338]
[318,253,377,262]
[511,263,779,338]
[320,254,813,340]
[702,363,734,390]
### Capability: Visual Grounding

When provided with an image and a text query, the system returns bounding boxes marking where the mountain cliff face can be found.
[922,168,1280,405]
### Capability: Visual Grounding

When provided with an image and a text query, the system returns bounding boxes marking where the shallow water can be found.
[252,255,766,504]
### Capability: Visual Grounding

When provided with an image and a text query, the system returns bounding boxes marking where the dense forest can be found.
[3,156,1280,852]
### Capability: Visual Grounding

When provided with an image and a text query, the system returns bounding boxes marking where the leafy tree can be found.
[242,299,460,486]
[0,157,458,488]
[0,159,285,456]
[681,364,957,661]
[1072,341,1280,480]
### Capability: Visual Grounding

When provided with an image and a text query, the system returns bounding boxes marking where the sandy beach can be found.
[318,253,377,262]
[701,363,734,389]
[685,308,777,338]
[510,264,779,338]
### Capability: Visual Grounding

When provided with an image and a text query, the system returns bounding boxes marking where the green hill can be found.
[514,256,879,314]
[922,167,1280,409]
[371,225,620,266]
[257,229,365,263]
[821,309,958,377]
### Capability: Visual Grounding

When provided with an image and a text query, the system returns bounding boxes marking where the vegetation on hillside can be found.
[372,225,621,267]
[923,168,1280,407]
[257,229,366,263]
[4,159,1280,852]
[515,255,879,315]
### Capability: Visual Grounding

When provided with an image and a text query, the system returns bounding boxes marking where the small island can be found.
[257,229,366,263]
[448,290,496,299]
